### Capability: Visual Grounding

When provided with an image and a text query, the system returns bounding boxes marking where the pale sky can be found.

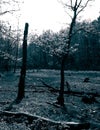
[1,0,100,34]
[20,0,68,33]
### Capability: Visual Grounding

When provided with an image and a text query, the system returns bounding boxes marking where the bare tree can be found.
[57,0,94,106]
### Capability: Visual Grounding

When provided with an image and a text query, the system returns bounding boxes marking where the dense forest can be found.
[0,16,100,71]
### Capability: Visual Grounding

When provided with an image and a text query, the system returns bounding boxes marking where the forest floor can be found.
[0,69,100,130]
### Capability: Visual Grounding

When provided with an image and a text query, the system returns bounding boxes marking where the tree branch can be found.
[76,0,83,10]
[0,9,19,15]
[41,81,100,97]
[0,110,90,130]
[77,0,92,15]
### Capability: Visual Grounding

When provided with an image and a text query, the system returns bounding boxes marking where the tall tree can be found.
[16,23,29,102]
[57,0,94,106]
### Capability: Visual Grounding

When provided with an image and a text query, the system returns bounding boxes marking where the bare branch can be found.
[65,4,72,9]
[57,0,72,10]
[77,0,92,15]
[65,10,73,19]
[0,0,22,16]
[0,9,19,16]
[76,0,83,10]
[75,0,78,7]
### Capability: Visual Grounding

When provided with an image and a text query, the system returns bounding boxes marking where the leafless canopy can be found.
[58,0,94,18]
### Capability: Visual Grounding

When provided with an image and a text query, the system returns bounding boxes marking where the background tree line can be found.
[0,16,100,71]
[27,16,100,70]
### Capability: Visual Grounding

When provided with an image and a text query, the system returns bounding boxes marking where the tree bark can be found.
[16,23,29,101]
[57,56,66,106]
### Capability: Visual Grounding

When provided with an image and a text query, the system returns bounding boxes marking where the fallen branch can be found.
[0,89,17,92]
[41,80,58,92]
[0,110,90,130]
[0,89,46,93]
[46,101,62,108]
[65,91,100,97]
[41,81,100,97]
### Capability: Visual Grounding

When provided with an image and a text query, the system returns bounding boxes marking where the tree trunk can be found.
[16,23,29,101]
[14,42,18,73]
[57,9,77,106]
[5,26,11,71]
[57,56,66,106]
